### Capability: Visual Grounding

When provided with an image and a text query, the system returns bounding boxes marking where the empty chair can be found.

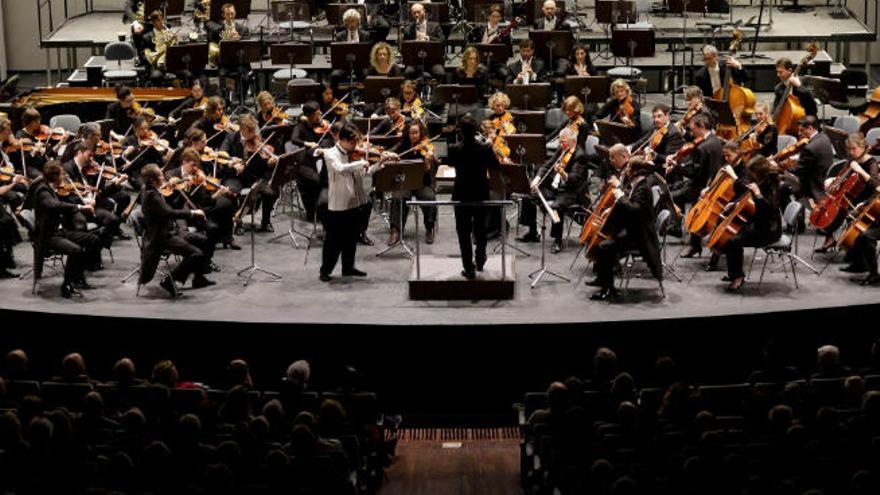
[48,114,82,133]
[41,381,94,411]
[697,383,750,416]
[102,41,139,85]
[832,115,860,134]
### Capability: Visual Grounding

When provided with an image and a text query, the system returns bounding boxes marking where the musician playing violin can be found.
[10,108,53,179]
[219,114,279,233]
[0,115,24,278]
[106,86,139,137]
[549,96,590,151]
[400,80,425,121]
[749,101,778,157]
[169,80,208,121]
[1,117,41,189]
[372,98,407,137]
[488,92,517,136]
[597,79,640,131]
[289,101,334,153]
[256,91,290,129]
[718,155,782,293]
[589,156,663,301]
[677,86,714,139]
[519,127,588,253]
[643,104,684,170]
[318,84,350,121]
[193,96,231,148]
[122,116,170,185]
[384,119,438,246]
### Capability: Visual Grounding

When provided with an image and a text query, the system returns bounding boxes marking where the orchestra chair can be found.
[15,208,66,295]
[102,41,139,86]
[865,127,880,156]
[747,200,819,292]
[831,69,869,115]
[544,108,567,152]
[832,115,860,134]
[777,134,797,150]
[618,206,673,298]
[48,115,82,133]
[125,206,178,297]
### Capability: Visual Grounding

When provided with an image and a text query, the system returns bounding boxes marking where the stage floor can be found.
[1,202,876,327]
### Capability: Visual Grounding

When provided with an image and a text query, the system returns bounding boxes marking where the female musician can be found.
[166,126,209,173]
[372,98,407,137]
[469,4,512,47]
[565,44,595,77]
[488,92,516,136]
[194,96,233,148]
[256,91,289,128]
[0,119,24,277]
[590,156,663,301]
[366,42,403,78]
[385,119,438,246]
[138,163,215,297]
[400,80,425,121]
[454,47,489,97]
[318,84,350,121]
[719,155,782,293]
[289,101,333,153]
[169,80,208,121]
[596,79,639,131]
[481,119,513,165]
[748,101,778,157]
[122,116,171,181]
[549,96,589,150]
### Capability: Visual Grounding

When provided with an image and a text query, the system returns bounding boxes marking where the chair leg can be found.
[569,243,586,271]
[757,253,772,293]
[746,248,759,280]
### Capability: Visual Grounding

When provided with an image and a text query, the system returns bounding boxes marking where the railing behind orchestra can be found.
[35,0,96,48]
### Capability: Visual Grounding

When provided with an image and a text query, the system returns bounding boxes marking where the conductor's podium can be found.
[408,255,516,301]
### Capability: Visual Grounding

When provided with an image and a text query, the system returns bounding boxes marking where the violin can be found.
[262,107,290,126]
[737,119,770,157]
[159,176,192,197]
[128,101,166,123]
[329,99,350,118]
[35,125,71,142]
[676,103,702,132]
[668,134,707,165]
[139,130,170,153]
[245,136,277,162]
[313,118,332,135]
[381,114,406,137]
[55,179,89,197]
[213,115,240,133]
[83,161,128,183]
[96,139,126,157]
[2,138,44,155]
[492,112,517,136]
[351,141,386,162]
[402,97,425,120]
[0,166,29,186]
[200,147,233,165]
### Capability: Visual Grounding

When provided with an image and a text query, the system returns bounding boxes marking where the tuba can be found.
[145,26,178,67]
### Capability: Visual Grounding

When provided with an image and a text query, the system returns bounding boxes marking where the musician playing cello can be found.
[717,155,782,293]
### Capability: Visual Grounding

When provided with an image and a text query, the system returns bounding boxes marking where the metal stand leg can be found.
[377,194,414,258]
[236,202,282,286]
[528,211,570,288]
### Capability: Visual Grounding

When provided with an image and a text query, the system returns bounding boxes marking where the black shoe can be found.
[461,269,476,280]
[74,279,95,290]
[234,225,245,236]
[358,233,374,246]
[192,276,216,289]
[681,247,702,258]
[704,254,720,272]
[516,232,540,243]
[224,240,242,250]
[840,264,866,273]
[115,231,132,241]
[159,276,179,298]
[859,273,880,286]
[590,287,620,301]
[551,241,563,254]
[319,273,332,282]
[88,262,104,271]
[0,269,18,279]
[585,277,602,287]
[725,277,746,293]
[61,283,81,298]
[209,262,221,273]
[258,223,274,233]
[342,268,367,277]
[476,259,486,272]
[814,242,836,254]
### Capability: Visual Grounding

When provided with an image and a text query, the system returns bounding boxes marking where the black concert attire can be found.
[722,175,783,281]
[137,183,213,287]
[219,131,279,229]
[289,119,335,223]
[0,187,22,273]
[792,131,833,202]
[452,66,489,98]
[193,116,229,149]
[61,157,127,250]
[593,171,663,291]
[401,20,446,82]
[564,56,596,78]
[169,95,209,120]
[365,64,404,78]
[519,146,589,244]
[847,161,880,277]
[387,137,438,234]
[595,97,642,134]
[647,122,685,171]
[121,134,163,191]
[106,102,137,136]
[123,0,150,61]
[756,122,779,157]
[12,129,50,180]
[165,167,236,245]
[28,179,101,289]
[669,133,724,250]
[371,115,408,138]
[694,64,747,100]
[448,137,500,274]
[773,82,818,118]
[533,14,570,31]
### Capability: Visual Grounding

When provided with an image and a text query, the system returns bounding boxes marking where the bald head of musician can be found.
[410,2,426,23]
[542,1,558,21]
[651,104,671,130]
[689,113,712,140]
[609,144,630,172]
[797,115,820,141]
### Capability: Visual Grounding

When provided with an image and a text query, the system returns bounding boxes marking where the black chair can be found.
[832,68,869,115]
[697,383,750,416]
[41,381,95,411]
[15,208,66,294]
[4,380,41,403]
[808,377,846,407]
[170,388,207,413]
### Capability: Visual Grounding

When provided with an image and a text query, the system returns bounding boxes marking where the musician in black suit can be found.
[334,9,371,42]
[779,115,832,203]
[219,114,279,232]
[385,119,438,246]
[694,44,747,99]
[720,155,783,292]
[137,164,215,297]
[534,0,570,31]
[665,113,724,257]
[206,3,250,43]
[506,39,546,84]
[105,86,138,137]
[401,2,446,82]
[27,162,101,298]
[13,108,52,180]
[0,171,24,279]
[448,115,501,279]
[590,157,663,301]
[521,128,589,253]
[773,57,818,118]
[644,104,685,171]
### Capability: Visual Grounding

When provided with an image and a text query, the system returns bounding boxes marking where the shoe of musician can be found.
[461,269,476,280]
[234,225,245,236]
[319,273,332,282]
[159,276,179,298]
[839,264,866,273]
[725,277,746,293]
[704,253,720,272]
[60,283,81,299]
[551,240,563,254]
[425,228,435,245]
[516,231,540,243]
[192,275,216,289]
[585,277,602,287]
[814,239,836,254]
[858,273,880,286]
[387,229,400,246]
[590,287,620,301]
[224,240,242,250]
[258,223,274,233]
[358,233,374,246]
[74,279,95,290]
[115,231,132,241]
[209,262,221,273]
[681,247,702,258]
[0,269,18,279]
[342,268,368,277]
[476,257,486,272]
[721,275,732,282]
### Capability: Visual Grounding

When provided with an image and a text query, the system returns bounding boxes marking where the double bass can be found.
[772,43,818,135]
[684,165,739,236]
[809,157,868,229]
[713,29,756,140]
[838,193,880,250]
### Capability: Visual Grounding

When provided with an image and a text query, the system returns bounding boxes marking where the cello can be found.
[579,185,617,244]
[713,29,756,140]
[838,193,880,250]
[772,43,818,136]
[809,156,868,229]
[706,191,757,252]
[858,85,880,133]
[684,164,739,236]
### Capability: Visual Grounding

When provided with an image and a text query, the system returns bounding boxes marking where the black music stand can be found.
[287,82,322,106]
[507,83,551,110]
[267,151,313,249]
[503,134,547,167]
[510,110,545,134]
[596,120,637,145]
[705,98,737,130]
[405,1,449,23]
[362,77,406,105]
[807,76,850,110]
[174,108,203,142]
[271,2,311,37]
[489,164,532,257]
[97,119,115,143]
[596,1,637,24]
[611,26,655,59]
[668,0,706,12]
[330,42,372,94]
[374,160,426,258]
[166,43,209,85]
[564,76,610,105]
[326,3,367,26]
[209,0,251,23]
[270,43,312,80]
[823,126,849,158]
[219,40,261,111]
[401,41,444,79]
[434,85,480,129]
[474,43,511,69]
[528,31,574,72]
[235,180,283,286]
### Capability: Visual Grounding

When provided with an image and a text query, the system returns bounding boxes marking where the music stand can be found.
[374,160,426,257]
[267,151,313,249]
[474,43,511,69]
[507,83,551,110]
[503,134,547,167]
[330,42,371,92]
[529,30,574,60]
[823,126,849,158]
[510,111,545,134]
[596,1,637,24]
[271,2,311,34]
[489,164,533,257]
[405,1,449,23]
[433,85,480,127]
[219,39,261,111]
[705,98,737,130]
[611,26,655,59]
[353,117,387,134]
[144,0,185,18]
[326,3,367,26]
[401,41,444,78]
[210,0,251,23]
[564,76,610,105]
[596,120,638,145]
[166,43,209,85]
[97,119,115,143]
[806,76,850,109]
[235,180,283,286]
[362,77,406,105]
[287,82,322,105]
[175,108,203,141]
[270,42,312,80]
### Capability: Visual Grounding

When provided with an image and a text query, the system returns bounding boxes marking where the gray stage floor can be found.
[0,197,876,326]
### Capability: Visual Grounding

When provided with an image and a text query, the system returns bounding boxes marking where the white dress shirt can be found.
[324,144,381,212]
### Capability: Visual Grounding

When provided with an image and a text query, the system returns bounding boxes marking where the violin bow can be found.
[320,91,352,121]
[396,134,443,158]
[244,131,278,167]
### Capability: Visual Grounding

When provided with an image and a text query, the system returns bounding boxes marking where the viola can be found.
[402,98,424,120]
[2,138,43,155]
[676,104,702,132]
[159,176,191,197]
[351,141,386,162]
[492,111,517,136]
[329,99,350,118]
[128,101,165,123]
[35,125,71,142]
[213,115,240,133]
[617,96,635,127]
[200,147,233,165]
[139,130,170,153]
[96,139,126,157]
[262,107,290,126]
[770,137,809,171]
[669,134,706,165]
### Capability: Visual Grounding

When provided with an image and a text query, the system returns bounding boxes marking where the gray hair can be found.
[817,345,841,366]
[609,143,629,159]
[702,45,718,57]
[342,8,361,24]
[286,360,311,384]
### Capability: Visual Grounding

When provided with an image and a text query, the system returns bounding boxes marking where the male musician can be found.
[644,104,684,171]
[335,9,370,42]
[138,163,215,297]
[59,122,101,164]
[385,120,438,246]
[519,128,588,253]
[106,86,138,137]
[219,114,279,233]
[208,3,251,97]
[534,0,569,30]
[402,2,446,82]
[448,115,501,279]
[13,108,53,179]
[143,10,174,79]
[62,142,129,248]
[590,157,663,301]
[773,57,817,118]
[694,45,746,99]
[665,113,723,258]
[372,98,408,137]
[777,115,832,205]
[28,161,102,298]
[318,123,386,282]
[123,0,149,63]
[507,39,545,84]
[169,80,209,121]
[677,86,714,138]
